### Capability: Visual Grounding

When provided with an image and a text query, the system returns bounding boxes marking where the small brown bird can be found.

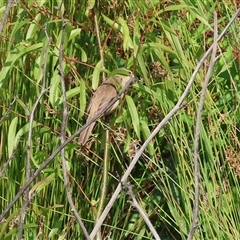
[79,69,134,145]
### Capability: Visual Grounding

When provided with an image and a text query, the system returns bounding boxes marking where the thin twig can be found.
[0,0,16,36]
[95,129,110,240]
[0,137,20,177]
[89,8,240,239]
[57,2,90,240]
[18,24,50,240]
[187,12,219,240]
[0,96,20,177]
[0,95,18,125]
[124,182,161,240]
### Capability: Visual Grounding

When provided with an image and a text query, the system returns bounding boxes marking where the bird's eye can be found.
[127,70,133,75]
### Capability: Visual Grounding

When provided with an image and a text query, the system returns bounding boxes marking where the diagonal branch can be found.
[89,8,240,239]
[0,74,136,222]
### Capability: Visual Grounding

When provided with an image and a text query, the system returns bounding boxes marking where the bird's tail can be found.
[78,121,96,146]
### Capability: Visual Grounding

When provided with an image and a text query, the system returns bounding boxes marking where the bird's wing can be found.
[87,79,118,119]
[79,78,118,145]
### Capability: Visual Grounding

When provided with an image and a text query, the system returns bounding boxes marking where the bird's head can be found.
[110,68,137,88]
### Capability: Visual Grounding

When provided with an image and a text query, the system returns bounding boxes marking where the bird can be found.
[79,69,134,146]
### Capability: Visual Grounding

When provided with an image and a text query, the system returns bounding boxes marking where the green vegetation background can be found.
[0,0,239,239]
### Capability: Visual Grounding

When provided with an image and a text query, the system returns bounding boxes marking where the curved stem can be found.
[95,129,110,240]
